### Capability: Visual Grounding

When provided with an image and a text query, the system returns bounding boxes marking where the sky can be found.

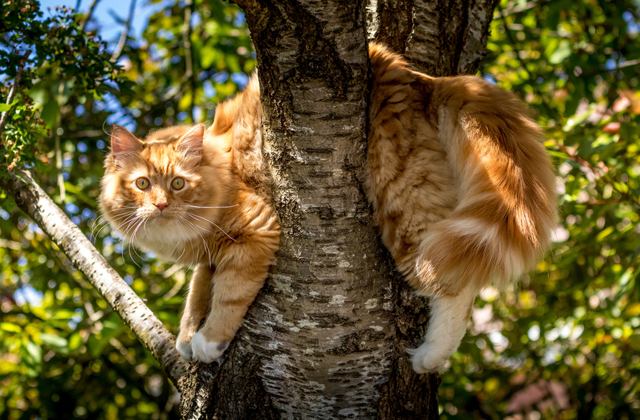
[39,0,165,46]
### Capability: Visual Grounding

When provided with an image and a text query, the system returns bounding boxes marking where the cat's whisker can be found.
[90,217,109,242]
[187,213,236,242]
[120,216,141,237]
[128,218,148,266]
[185,204,239,209]
[172,219,189,252]
[179,215,212,265]
[92,222,112,243]
[120,220,142,267]
[173,221,195,266]
[183,218,214,265]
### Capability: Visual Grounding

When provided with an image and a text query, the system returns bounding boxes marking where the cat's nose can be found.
[155,202,168,212]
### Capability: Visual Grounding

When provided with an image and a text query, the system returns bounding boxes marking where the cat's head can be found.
[98,124,231,248]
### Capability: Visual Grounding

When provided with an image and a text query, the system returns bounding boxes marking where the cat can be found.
[99,75,281,363]
[366,44,556,372]
[99,43,556,372]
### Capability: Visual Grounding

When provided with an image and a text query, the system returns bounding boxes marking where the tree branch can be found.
[110,0,137,63]
[182,0,196,121]
[1,169,188,388]
[79,0,101,33]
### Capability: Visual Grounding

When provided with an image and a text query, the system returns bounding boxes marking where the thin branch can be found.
[499,0,539,16]
[1,169,188,388]
[182,0,196,121]
[64,129,105,138]
[0,51,30,143]
[79,0,101,32]
[182,0,193,81]
[0,238,22,250]
[111,0,137,63]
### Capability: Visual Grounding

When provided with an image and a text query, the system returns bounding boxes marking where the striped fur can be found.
[99,43,556,371]
[367,44,556,372]
[99,83,280,363]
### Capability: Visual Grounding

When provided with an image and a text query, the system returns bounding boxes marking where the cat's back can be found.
[210,73,266,190]
[366,44,457,281]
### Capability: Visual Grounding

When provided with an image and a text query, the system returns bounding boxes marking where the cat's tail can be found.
[416,76,557,296]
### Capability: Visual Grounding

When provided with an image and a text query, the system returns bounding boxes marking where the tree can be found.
[11,1,640,419]
[440,2,640,419]
[1,0,500,418]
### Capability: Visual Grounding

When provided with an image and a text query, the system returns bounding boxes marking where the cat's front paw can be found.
[176,339,193,361]
[191,331,230,363]
[407,342,449,374]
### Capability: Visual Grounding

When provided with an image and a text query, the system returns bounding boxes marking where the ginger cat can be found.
[367,44,556,372]
[99,43,556,372]
[99,76,280,362]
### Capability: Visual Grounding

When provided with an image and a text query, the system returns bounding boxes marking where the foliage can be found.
[0,0,122,175]
[2,0,640,419]
[0,1,251,419]
[440,1,640,419]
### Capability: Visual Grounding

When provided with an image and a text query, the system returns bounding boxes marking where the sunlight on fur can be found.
[98,43,556,372]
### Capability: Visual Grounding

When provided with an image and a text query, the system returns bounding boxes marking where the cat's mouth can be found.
[151,213,172,225]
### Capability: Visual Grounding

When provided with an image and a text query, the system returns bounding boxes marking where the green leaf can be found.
[68,332,83,351]
[596,226,614,242]
[626,303,640,317]
[0,322,22,333]
[549,40,572,64]
[628,334,640,351]
[40,333,68,349]
[23,341,42,365]
[40,98,60,128]
[0,99,18,112]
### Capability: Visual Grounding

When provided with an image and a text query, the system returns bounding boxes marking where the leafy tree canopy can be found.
[0,0,639,419]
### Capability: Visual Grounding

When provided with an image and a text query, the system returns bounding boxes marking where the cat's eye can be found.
[171,177,185,190]
[136,177,150,190]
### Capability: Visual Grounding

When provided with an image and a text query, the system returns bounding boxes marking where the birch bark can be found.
[5,0,500,418]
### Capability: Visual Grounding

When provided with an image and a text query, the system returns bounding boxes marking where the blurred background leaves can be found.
[443,1,640,419]
[1,1,251,418]
[0,0,639,419]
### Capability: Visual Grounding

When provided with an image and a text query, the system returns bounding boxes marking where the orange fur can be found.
[99,43,556,370]
[99,91,279,362]
[367,44,556,372]
[367,44,556,295]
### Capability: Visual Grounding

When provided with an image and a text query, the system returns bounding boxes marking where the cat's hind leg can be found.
[176,264,214,361]
[409,283,478,373]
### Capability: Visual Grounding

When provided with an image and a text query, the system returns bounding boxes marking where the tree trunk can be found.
[4,1,498,419]
[179,1,498,419]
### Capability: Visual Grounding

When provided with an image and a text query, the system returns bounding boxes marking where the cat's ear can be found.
[175,124,204,160]
[110,125,142,156]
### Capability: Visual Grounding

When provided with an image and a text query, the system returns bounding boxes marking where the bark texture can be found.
[369,0,500,76]
[244,1,398,416]
[6,0,500,418]
[179,1,500,419]
[1,170,187,386]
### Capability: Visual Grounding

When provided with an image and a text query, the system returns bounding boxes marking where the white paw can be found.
[407,342,449,374]
[176,339,193,361]
[191,332,230,363]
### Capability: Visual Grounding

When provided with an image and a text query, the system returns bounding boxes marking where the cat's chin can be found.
[150,215,172,226]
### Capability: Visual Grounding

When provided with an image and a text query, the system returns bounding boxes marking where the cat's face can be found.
[99,125,227,250]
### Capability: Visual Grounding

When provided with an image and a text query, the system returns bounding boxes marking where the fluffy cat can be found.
[99,43,556,372]
[99,76,281,362]
[366,44,556,372]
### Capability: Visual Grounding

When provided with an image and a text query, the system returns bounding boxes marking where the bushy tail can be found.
[417,76,557,294]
